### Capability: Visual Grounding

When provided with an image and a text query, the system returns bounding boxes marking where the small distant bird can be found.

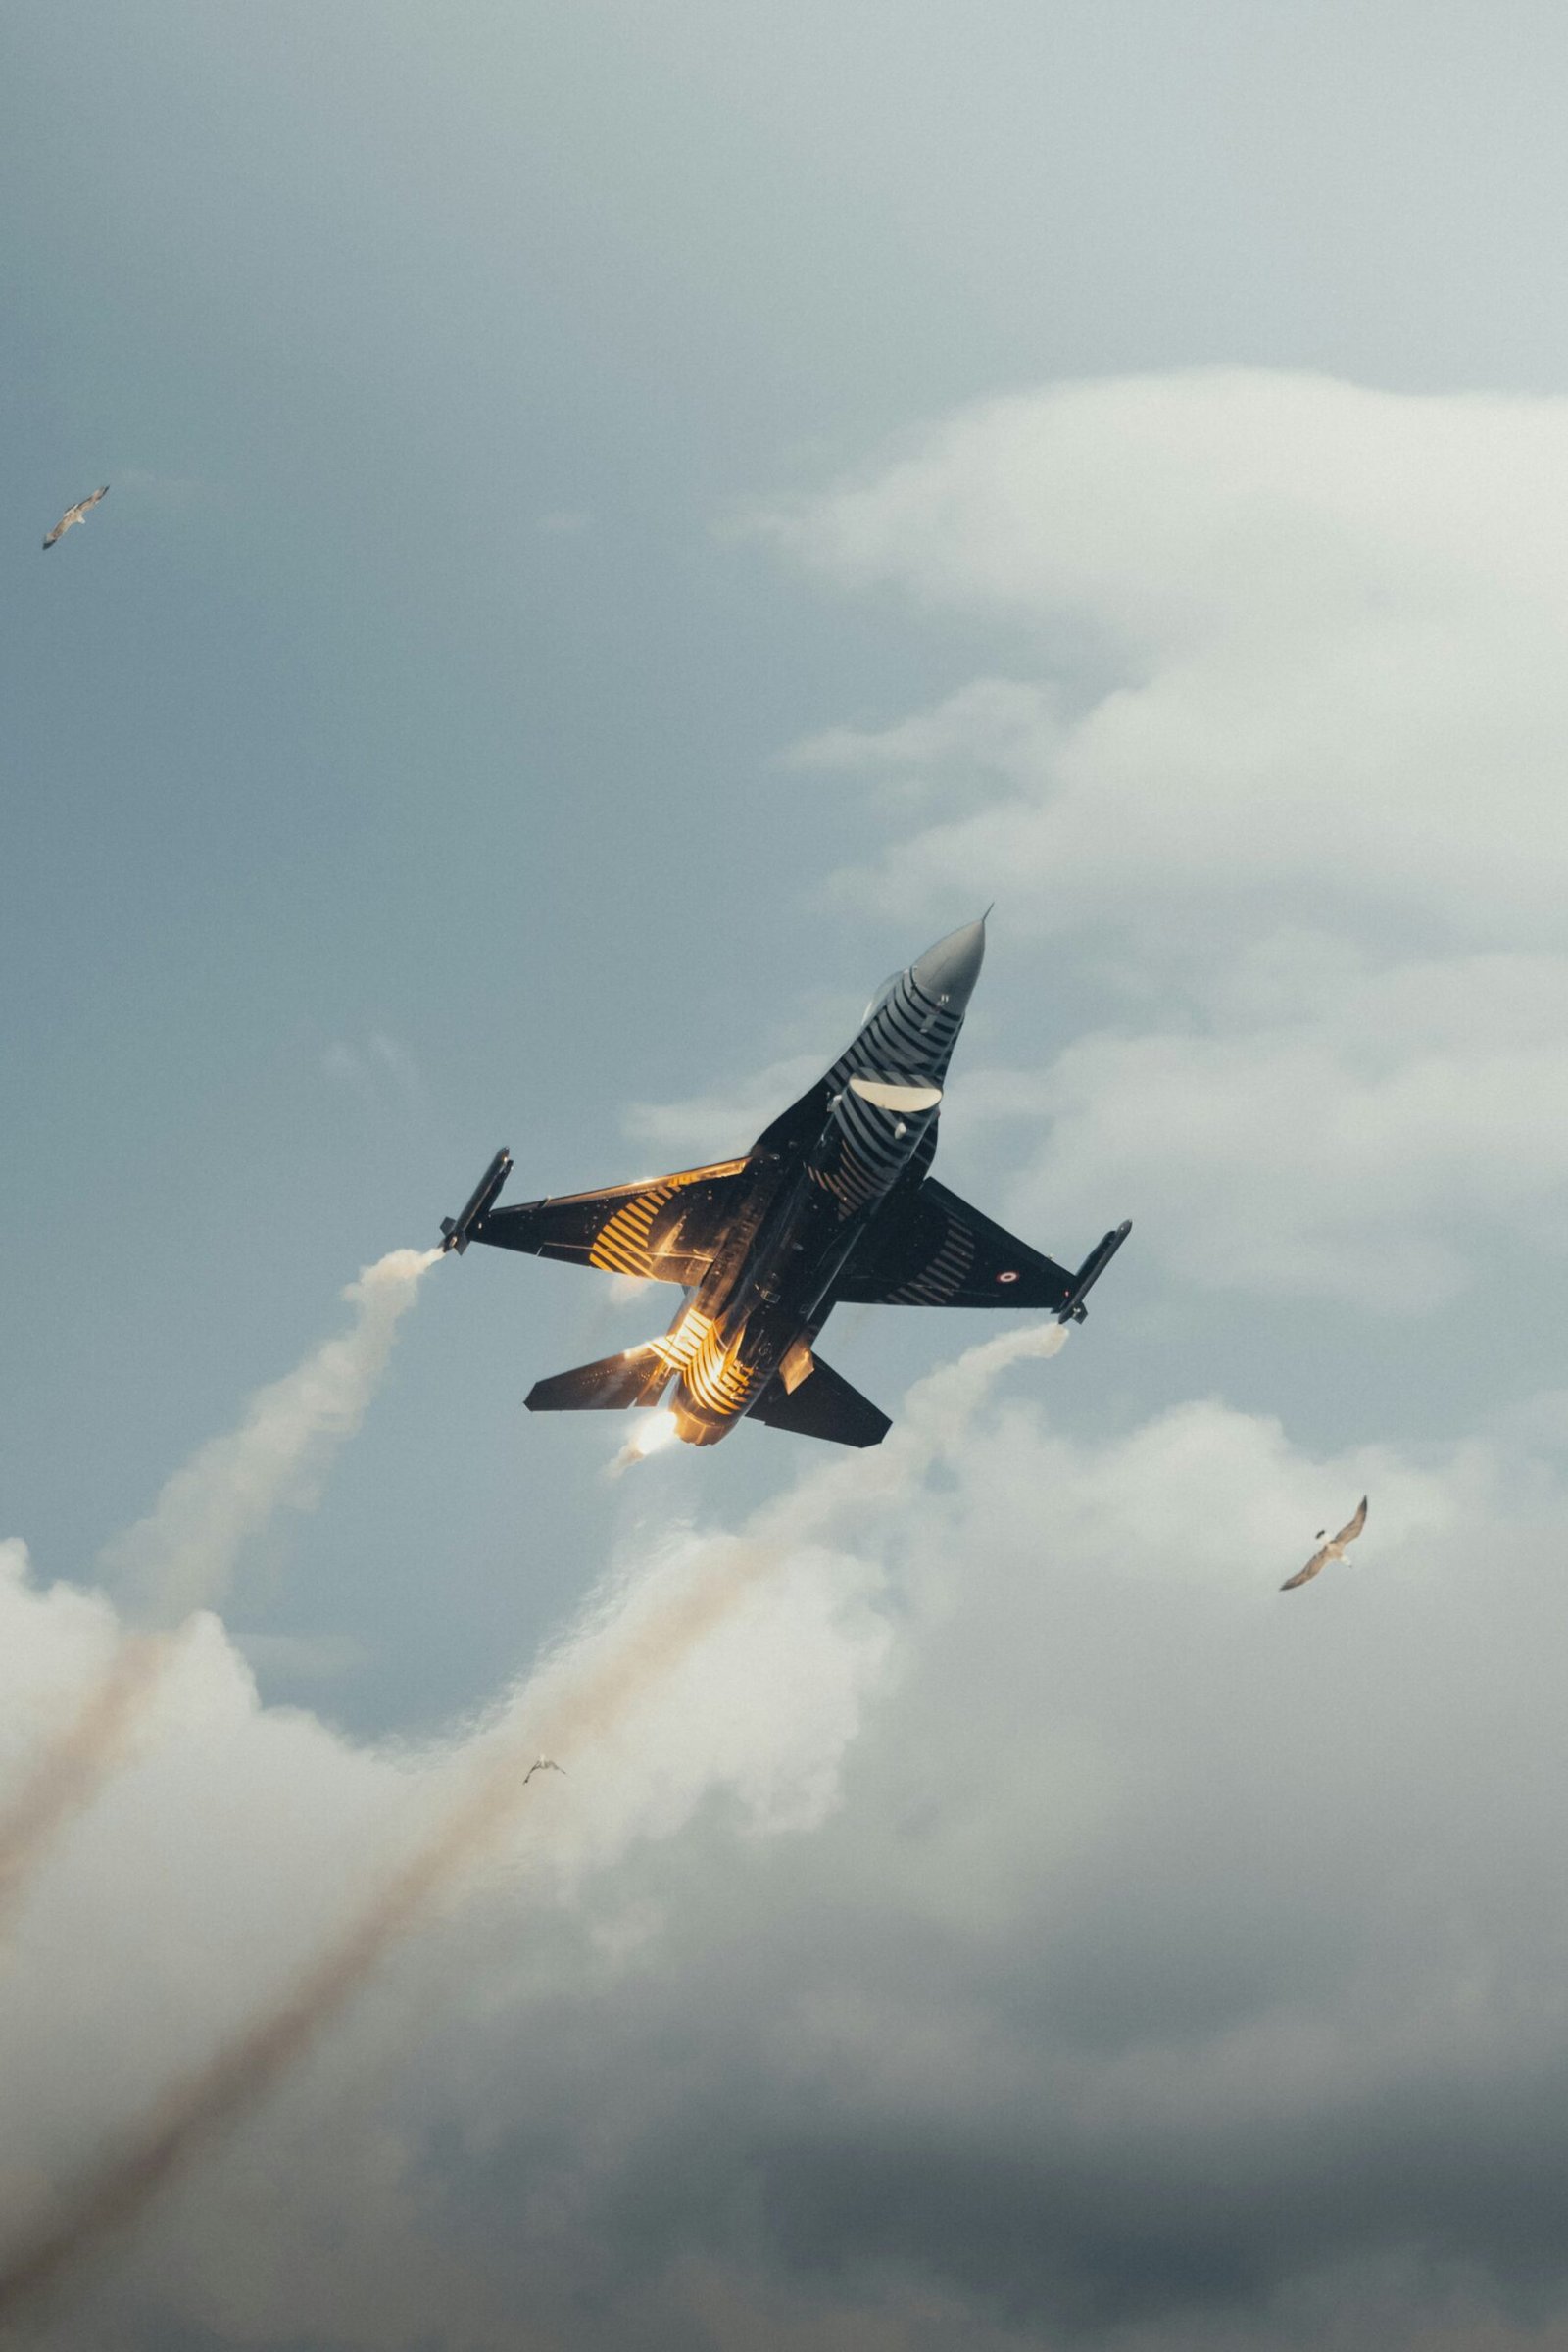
[1281,1496,1369,1591]
[523,1755,564,1784]
[42,485,109,549]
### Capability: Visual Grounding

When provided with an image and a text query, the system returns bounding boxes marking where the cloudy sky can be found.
[8,4,1568,2345]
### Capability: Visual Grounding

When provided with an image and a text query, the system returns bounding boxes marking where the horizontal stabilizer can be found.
[749,1355,890,1448]
[525,1345,671,1415]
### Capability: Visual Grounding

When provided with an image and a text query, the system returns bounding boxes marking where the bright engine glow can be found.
[625,1408,680,1460]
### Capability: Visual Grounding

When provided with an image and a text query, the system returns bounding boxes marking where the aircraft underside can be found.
[440,920,1131,1448]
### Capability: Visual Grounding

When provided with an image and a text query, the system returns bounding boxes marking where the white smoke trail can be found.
[0,1316,1069,2323]
[748,1317,1070,1554]
[0,1249,442,1936]
[104,1246,442,1627]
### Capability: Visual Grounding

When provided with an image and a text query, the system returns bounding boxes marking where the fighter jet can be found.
[440,918,1130,1449]
[1281,1496,1369,1591]
[42,485,109,549]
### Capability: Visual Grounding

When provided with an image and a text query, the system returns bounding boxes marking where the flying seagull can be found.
[42,485,109,550]
[1281,1496,1369,1591]
[523,1756,564,1784]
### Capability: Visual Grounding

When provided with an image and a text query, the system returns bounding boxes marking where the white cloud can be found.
[1,1333,1009,2339]
[6,1333,1568,2348]
[624,1052,825,1165]
[758,370,1568,945]
[780,678,1065,815]
[974,946,1568,1308]
[748,371,1568,1306]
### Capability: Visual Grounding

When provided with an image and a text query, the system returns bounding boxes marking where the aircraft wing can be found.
[835,1176,1084,1312]
[748,1075,834,1159]
[472,1159,751,1286]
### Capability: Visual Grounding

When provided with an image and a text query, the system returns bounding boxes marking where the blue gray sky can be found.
[8,5,1568,2347]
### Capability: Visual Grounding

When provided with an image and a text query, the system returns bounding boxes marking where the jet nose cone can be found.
[911,915,988,1013]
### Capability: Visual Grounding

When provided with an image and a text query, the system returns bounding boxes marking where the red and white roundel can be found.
[998,1270,1018,1284]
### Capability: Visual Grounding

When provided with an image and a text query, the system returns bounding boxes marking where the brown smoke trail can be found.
[0,1250,440,1947]
[0,1319,1068,2326]
[0,1533,774,2328]
[0,1636,172,1936]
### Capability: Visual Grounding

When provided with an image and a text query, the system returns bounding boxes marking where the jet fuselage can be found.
[619,925,975,1444]
[444,916,1130,1450]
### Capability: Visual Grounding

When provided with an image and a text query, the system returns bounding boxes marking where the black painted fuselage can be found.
[445,918,1129,1450]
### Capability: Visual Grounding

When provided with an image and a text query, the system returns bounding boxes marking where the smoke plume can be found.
[103,1246,441,1627]
[0,1317,1067,2326]
[0,1249,440,1941]
[0,1634,172,1936]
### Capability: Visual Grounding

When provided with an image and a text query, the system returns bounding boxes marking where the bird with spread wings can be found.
[42,485,109,549]
[1281,1496,1369,1591]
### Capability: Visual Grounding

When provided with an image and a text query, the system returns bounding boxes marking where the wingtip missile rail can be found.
[440,1149,513,1255]
[1055,1220,1132,1323]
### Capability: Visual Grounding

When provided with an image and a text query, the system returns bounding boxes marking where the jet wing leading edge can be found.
[467,1160,750,1285]
[836,1177,1131,1321]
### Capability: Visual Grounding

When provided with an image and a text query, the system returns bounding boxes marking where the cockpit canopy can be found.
[848,1076,942,1115]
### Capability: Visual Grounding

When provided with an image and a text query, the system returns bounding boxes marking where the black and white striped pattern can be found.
[829,969,965,1091]
[811,967,963,1216]
[684,1319,755,1418]
[887,1213,976,1303]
